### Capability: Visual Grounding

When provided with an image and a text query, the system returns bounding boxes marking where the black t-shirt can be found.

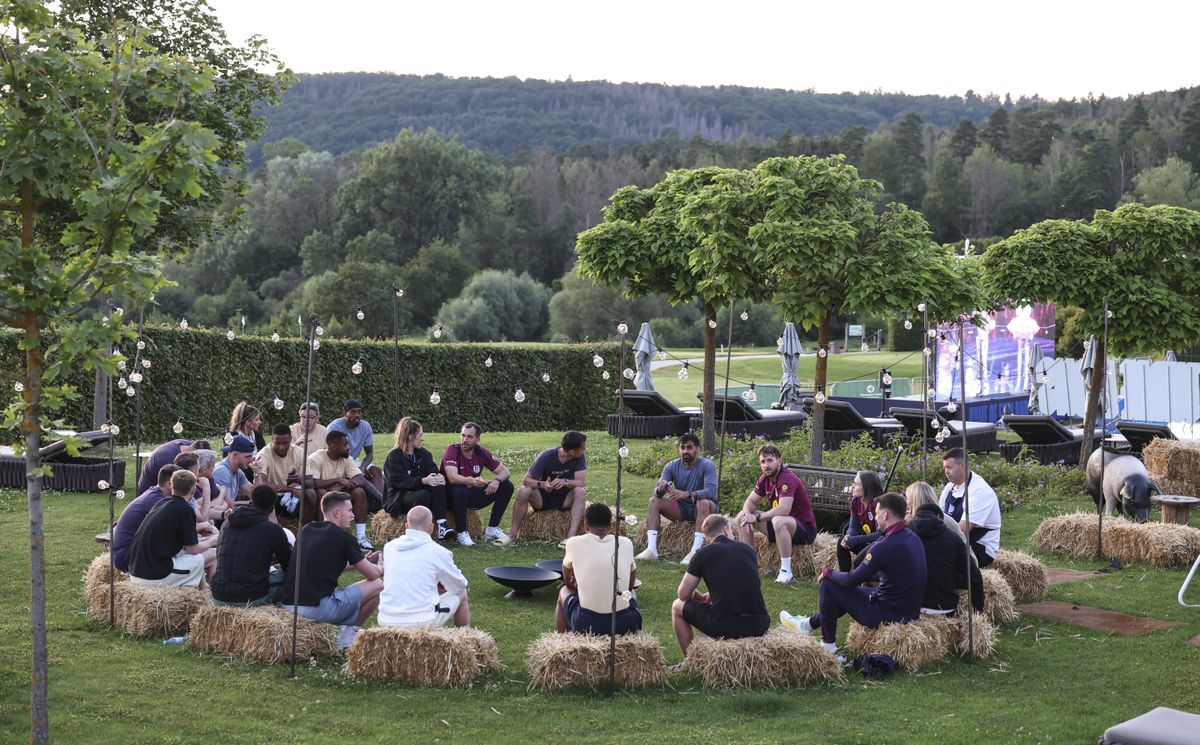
[127,495,199,580]
[686,535,767,621]
[280,522,364,606]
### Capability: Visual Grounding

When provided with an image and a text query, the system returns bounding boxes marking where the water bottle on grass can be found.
[163,636,188,645]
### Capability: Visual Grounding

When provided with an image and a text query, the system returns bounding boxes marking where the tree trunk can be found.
[701,302,717,454]
[92,293,110,430]
[1078,338,1106,469]
[21,176,49,745]
[810,314,831,465]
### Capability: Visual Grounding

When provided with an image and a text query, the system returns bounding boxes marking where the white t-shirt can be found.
[940,471,1001,559]
[564,532,635,614]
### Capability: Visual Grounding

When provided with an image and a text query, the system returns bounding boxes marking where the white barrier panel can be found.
[1037,357,1119,419]
[1119,359,1200,424]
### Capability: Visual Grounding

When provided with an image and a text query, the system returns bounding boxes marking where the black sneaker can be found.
[437,524,457,542]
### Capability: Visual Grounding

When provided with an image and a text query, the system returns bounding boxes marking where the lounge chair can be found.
[0,430,126,492]
[801,398,904,449]
[998,414,1101,465]
[889,407,998,453]
[688,393,808,439]
[1116,421,1178,455]
[606,390,694,439]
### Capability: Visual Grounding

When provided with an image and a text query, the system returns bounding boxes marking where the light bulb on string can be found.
[173,420,184,435]
[13,381,24,392]
[738,310,748,322]
[97,479,109,490]
[136,340,145,351]
[592,353,604,368]
[946,402,958,414]
[315,325,324,336]
[602,370,610,380]
[113,306,124,317]
[923,347,931,357]
[741,383,757,404]
[818,347,827,358]
[514,387,526,403]
[1105,309,1113,319]
[624,513,637,525]
[224,433,234,445]
[429,388,441,405]
[484,356,493,368]
[814,391,826,404]
[311,339,320,351]
[931,419,941,429]
[125,386,135,397]
[678,363,689,381]
[117,360,126,371]
[928,328,937,338]
[352,359,363,375]
[179,317,188,330]
[927,387,936,400]
[117,377,127,389]
[917,302,927,312]
[1042,374,1049,385]
[657,349,666,360]
[394,287,405,298]
[622,368,635,380]
[541,372,551,383]
[860,342,869,352]
[433,326,443,340]
[226,329,235,341]
[129,372,142,384]
[356,307,365,321]
[271,332,280,343]
[109,424,120,436]
[776,336,784,347]
[114,489,125,500]
[101,423,111,435]
[617,322,629,335]
[273,397,284,411]
[618,445,630,459]
[141,359,151,369]
[707,318,717,329]
[882,373,893,385]
[935,429,947,443]
[904,319,913,330]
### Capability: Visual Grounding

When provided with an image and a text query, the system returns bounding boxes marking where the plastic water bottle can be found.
[163,636,188,645]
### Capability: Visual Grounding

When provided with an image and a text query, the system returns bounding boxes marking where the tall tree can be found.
[983,203,1200,466]
[1182,98,1200,171]
[922,149,967,240]
[1010,108,1062,166]
[1131,156,1200,209]
[892,112,927,205]
[979,106,1011,158]
[0,4,226,741]
[948,119,979,160]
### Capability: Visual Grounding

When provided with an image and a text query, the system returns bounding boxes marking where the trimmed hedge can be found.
[2,326,620,444]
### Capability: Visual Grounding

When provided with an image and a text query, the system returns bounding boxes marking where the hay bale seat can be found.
[369,509,484,545]
[85,581,209,637]
[526,630,665,690]
[954,615,998,658]
[83,553,127,592]
[681,628,844,689]
[1144,438,1200,498]
[1032,512,1200,568]
[751,531,838,577]
[345,625,500,687]
[957,568,1017,626]
[990,549,1049,601]
[188,605,338,663]
[846,614,956,670]
[635,515,699,556]
[517,502,627,543]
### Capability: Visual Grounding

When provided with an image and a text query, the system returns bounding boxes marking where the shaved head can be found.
[407,505,433,532]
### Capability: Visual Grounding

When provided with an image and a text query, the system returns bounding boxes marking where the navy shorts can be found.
[538,488,573,511]
[564,594,642,635]
[766,516,817,546]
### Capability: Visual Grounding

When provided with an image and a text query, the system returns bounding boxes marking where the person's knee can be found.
[697,500,713,516]
[671,598,685,616]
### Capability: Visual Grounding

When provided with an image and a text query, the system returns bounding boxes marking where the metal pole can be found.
[957,321,974,660]
[610,325,628,697]
[134,308,144,487]
[1097,301,1108,562]
[921,301,929,481]
[106,357,115,628]
[393,294,401,422]
[290,315,319,678]
[715,301,735,513]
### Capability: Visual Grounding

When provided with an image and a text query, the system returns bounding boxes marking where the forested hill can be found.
[257,73,1014,158]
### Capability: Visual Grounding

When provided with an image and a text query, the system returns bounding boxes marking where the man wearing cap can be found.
[212,435,255,509]
[328,399,385,506]
[290,402,328,454]
[253,423,306,516]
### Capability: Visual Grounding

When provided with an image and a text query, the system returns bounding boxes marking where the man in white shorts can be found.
[377,505,470,628]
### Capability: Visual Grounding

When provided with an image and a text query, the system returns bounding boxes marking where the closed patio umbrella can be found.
[1027,342,1045,415]
[633,322,657,392]
[777,323,804,410]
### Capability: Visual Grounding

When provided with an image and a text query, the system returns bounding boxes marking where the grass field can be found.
[653,351,926,407]
[2,430,1199,744]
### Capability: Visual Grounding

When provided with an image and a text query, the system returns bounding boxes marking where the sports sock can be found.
[690,532,704,553]
[356,523,367,539]
[646,530,658,553]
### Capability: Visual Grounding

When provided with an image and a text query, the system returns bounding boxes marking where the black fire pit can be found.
[484,566,561,598]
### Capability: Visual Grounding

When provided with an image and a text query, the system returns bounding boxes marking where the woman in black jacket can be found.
[383,416,455,541]
[908,502,984,613]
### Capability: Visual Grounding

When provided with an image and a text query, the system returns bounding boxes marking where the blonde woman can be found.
[905,481,983,613]
[383,417,456,543]
[228,401,266,481]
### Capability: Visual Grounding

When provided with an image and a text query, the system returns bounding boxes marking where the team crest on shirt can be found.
[864,553,873,563]
[781,484,789,492]
[473,466,481,474]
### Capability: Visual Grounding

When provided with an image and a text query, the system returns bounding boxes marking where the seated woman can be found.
[837,470,884,571]
[228,401,266,481]
[383,417,455,541]
[905,481,983,614]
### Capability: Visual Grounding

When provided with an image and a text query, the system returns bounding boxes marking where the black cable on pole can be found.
[921,301,930,482]
[957,320,974,661]
[715,302,735,513]
[290,315,319,678]
[609,324,627,697]
[392,292,401,422]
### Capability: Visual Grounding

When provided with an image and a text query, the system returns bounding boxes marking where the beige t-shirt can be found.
[307,449,362,482]
[564,532,635,613]
[290,422,328,453]
[254,444,306,487]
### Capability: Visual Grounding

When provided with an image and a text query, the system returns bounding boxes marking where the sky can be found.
[207,0,1196,101]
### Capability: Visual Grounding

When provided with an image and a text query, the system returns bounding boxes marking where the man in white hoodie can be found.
[377,505,471,627]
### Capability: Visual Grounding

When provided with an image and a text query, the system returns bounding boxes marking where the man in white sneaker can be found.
[637,433,717,565]
[441,422,514,547]
[253,423,306,517]
[280,491,383,650]
[377,505,470,628]
[306,430,374,551]
[736,444,817,584]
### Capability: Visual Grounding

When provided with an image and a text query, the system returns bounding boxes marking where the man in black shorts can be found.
[502,431,587,548]
[671,514,769,662]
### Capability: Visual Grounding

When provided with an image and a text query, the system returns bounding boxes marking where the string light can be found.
[97,480,109,490]
[542,372,551,383]
[109,424,120,436]
[352,358,364,375]
[429,387,441,405]
[356,307,365,321]
[860,342,869,352]
[271,332,280,343]
[1105,309,1113,319]
[617,322,629,335]
[114,489,125,500]
[931,419,941,429]
[740,310,749,321]
[117,360,126,371]
[433,326,443,340]
[484,356,494,368]
[394,287,405,298]
[173,420,184,435]
[179,317,188,330]
[100,423,111,435]
[657,350,666,360]
[904,319,913,330]
[514,387,526,403]
[917,302,927,312]
[129,372,143,384]
[592,352,604,368]
[273,396,284,410]
[946,402,958,414]
[224,433,234,445]
[882,373,893,385]
[226,329,235,341]
[927,387,936,399]
[927,328,937,338]
[141,359,151,369]
[618,444,630,458]
[622,368,635,380]
[742,383,757,403]
[311,339,320,351]
[13,381,23,392]
[814,391,826,404]
[678,362,689,381]
[707,319,717,329]
[624,514,637,525]
[112,306,124,317]
[818,347,827,358]
[315,325,324,336]
[602,371,610,380]
[776,336,784,346]
[136,340,145,351]
[923,347,931,357]
[125,386,135,397]
[1042,374,1049,385]
[117,377,127,389]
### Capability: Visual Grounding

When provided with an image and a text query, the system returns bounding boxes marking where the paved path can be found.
[649,353,789,371]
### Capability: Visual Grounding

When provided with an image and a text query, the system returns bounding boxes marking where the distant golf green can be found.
[652,351,925,407]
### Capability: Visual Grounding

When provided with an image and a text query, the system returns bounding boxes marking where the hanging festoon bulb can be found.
[100,423,111,435]
[904,318,913,330]
[311,338,320,351]
[740,310,749,321]
[352,358,364,375]
[541,372,551,383]
[109,424,120,436]
[433,326,443,340]
[678,362,689,381]
[514,386,526,403]
[129,371,143,384]
[112,306,124,317]
[97,479,109,490]
[657,349,666,360]
[271,332,281,343]
[622,368,635,380]
[117,377,127,390]
[117,359,126,371]
[136,340,145,351]
[818,347,828,358]
[946,401,958,414]
[179,317,188,330]
[624,513,637,525]
[923,347,932,357]
[484,355,494,368]
[125,385,135,397]
[776,336,784,347]
[224,432,234,445]
[931,419,941,429]
[927,387,936,400]
[356,306,365,321]
[429,387,441,406]
[927,328,937,338]
[917,302,927,312]
[1106,309,1113,319]
[742,383,758,404]
[172,420,184,435]
[861,342,869,352]
[882,373,893,386]
[935,429,947,443]
[617,322,629,335]
[13,381,24,392]
[707,318,717,329]
[273,396,284,411]
[602,370,611,380]
[315,324,324,336]
[618,444,630,459]
[592,352,604,368]
[114,489,125,500]
[394,287,405,298]
[1042,374,1049,385]
[814,391,826,404]
[141,359,151,369]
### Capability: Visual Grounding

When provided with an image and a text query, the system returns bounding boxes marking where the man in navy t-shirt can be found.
[111,464,179,572]
[736,444,817,585]
[501,431,587,548]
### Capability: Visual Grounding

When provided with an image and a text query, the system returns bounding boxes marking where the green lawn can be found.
[653,351,926,408]
[2,430,1199,744]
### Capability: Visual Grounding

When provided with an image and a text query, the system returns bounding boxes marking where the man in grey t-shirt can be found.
[327,399,385,506]
[637,433,717,565]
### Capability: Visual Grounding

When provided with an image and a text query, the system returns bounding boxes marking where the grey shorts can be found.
[283,584,362,625]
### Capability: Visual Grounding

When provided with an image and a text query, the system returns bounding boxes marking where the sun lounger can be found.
[889,407,998,453]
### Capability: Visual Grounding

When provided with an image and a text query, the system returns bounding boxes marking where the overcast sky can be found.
[206,0,1195,101]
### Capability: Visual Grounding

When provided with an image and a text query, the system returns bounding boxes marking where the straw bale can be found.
[186,605,338,663]
[751,531,780,574]
[1144,438,1200,495]
[1032,511,1200,567]
[952,614,997,659]
[369,509,483,545]
[635,516,697,556]
[845,615,955,670]
[344,625,500,687]
[990,549,1048,601]
[1032,512,1121,557]
[681,628,844,689]
[85,581,209,637]
[83,553,128,592]
[526,631,665,690]
[958,569,1017,626]
[749,531,835,577]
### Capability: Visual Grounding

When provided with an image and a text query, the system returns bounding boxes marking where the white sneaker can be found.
[456,531,475,547]
[336,625,361,650]
[280,494,298,514]
[356,535,375,552]
[779,610,812,635]
[482,526,505,542]
[774,569,794,584]
[635,547,659,561]
[679,550,695,565]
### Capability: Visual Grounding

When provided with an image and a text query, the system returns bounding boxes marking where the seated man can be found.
[441,421,514,547]
[637,433,717,564]
[306,430,374,551]
[281,491,383,649]
[171,452,217,538]
[779,493,927,657]
[211,436,255,516]
[290,401,328,454]
[939,448,1001,568]
[253,423,305,516]
[193,448,225,523]
[111,464,180,573]
[556,503,640,635]
[502,431,588,548]
[127,470,220,588]
[136,438,198,495]
[736,444,817,584]
[671,514,769,659]
[327,399,385,507]
[909,502,983,614]
[211,485,293,607]
[377,505,470,628]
